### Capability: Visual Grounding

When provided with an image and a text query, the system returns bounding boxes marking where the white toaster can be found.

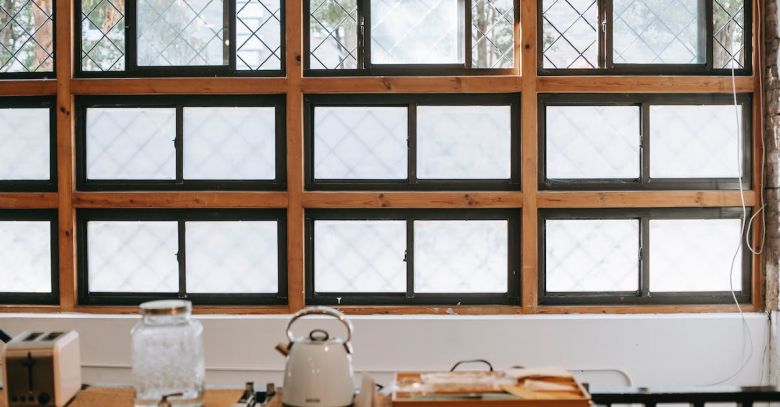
[2,331,81,407]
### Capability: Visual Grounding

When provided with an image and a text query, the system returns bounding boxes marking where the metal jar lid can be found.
[139,300,192,316]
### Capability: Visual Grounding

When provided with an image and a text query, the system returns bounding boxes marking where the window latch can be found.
[601,17,607,33]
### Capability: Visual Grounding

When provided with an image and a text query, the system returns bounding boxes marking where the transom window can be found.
[305,0,517,75]
[540,0,750,74]
[76,0,284,76]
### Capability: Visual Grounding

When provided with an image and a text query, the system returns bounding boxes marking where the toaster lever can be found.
[22,352,37,391]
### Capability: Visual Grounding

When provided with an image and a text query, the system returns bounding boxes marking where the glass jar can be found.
[131,300,205,407]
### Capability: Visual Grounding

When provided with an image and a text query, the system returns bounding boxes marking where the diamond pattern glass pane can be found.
[541,0,598,69]
[315,221,406,293]
[183,107,275,180]
[81,0,125,71]
[417,105,511,179]
[713,0,744,69]
[186,221,278,294]
[546,106,640,179]
[415,220,507,293]
[0,108,50,180]
[650,219,742,292]
[314,106,408,180]
[613,0,704,64]
[87,221,179,293]
[371,0,465,64]
[472,0,513,68]
[545,219,639,292]
[0,0,53,73]
[86,108,176,180]
[236,0,281,70]
[0,221,51,293]
[309,0,358,69]
[650,105,742,178]
[137,0,225,66]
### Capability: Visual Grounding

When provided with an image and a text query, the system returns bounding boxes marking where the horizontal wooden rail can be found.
[71,78,289,95]
[72,192,289,208]
[537,191,756,208]
[537,76,754,93]
[302,192,523,208]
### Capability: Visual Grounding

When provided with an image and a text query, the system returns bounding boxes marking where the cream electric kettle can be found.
[282,306,355,407]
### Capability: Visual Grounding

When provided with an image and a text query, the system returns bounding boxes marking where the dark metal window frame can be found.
[303,0,518,77]
[305,93,521,191]
[77,208,288,306]
[0,0,57,79]
[75,94,286,191]
[305,208,521,306]
[0,96,58,192]
[0,209,59,305]
[538,93,752,190]
[74,0,286,78]
[539,207,752,305]
[537,0,753,76]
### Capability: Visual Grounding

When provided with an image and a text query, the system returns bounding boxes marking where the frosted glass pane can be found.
[541,0,598,69]
[417,105,511,179]
[650,105,742,178]
[0,108,50,180]
[87,108,176,180]
[186,221,278,293]
[309,0,358,69]
[314,106,408,179]
[236,0,282,70]
[613,0,704,64]
[137,0,225,66]
[546,106,640,179]
[471,0,513,68]
[315,221,406,292]
[650,219,743,292]
[415,220,507,293]
[88,221,179,293]
[545,219,639,292]
[371,0,464,64]
[0,221,51,293]
[183,107,276,180]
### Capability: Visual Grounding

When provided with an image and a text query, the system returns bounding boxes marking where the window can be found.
[77,209,286,305]
[0,97,57,192]
[306,209,520,305]
[305,0,517,75]
[540,0,750,74]
[540,207,750,305]
[0,0,54,77]
[539,94,751,190]
[305,94,520,190]
[76,95,286,190]
[77,0,284,76]
[0,210,58,305]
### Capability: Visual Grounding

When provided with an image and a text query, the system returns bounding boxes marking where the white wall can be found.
[0,313,771,389]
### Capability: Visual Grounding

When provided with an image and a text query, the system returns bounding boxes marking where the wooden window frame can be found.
[0,0,764,314]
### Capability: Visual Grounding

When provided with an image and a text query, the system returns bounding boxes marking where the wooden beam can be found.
[301,76,523,94]
[0,193,58,208]
[0,80,57,96]
[537,191,757,208]
[302,192,523,208]
[537,76,755,93]
[72,192,289,208]
[55,0,75,311]
[520,0,539,310]
[71,78,288,95]
[535,304,760,314]
[286,0,305,314]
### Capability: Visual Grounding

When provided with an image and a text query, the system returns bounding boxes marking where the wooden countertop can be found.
[1,386,392,407]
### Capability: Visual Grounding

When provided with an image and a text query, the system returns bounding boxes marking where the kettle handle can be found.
[286,306,353,349]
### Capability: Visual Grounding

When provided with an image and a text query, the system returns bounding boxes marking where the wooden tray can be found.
[391,372,591,407]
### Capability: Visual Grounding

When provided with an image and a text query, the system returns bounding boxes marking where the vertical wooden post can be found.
[286,0,305,313]
[55,0,75,311]
[520,0,538,312]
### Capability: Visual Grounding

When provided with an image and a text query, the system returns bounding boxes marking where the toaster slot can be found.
[22,333,43,342]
